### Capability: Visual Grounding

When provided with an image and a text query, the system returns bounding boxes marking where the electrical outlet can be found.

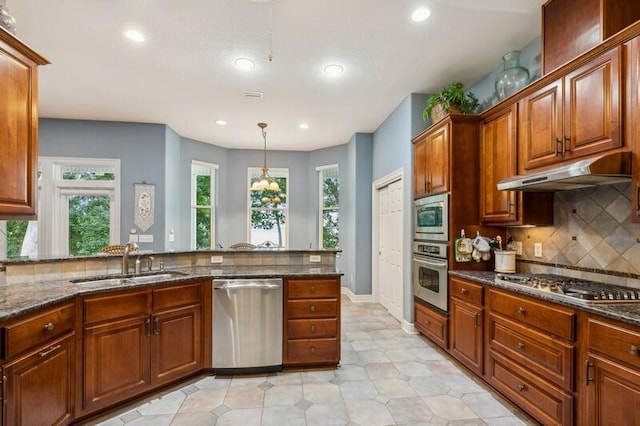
[512,241,523,256]
[534,243,543,258]
[309,255,321,263]
[210,255,223,264]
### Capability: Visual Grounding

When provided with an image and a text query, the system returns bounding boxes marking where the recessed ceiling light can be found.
[234,57,255,71]
[215,119,227,126]
[299,123,309,130]
[411,7,431,22]
[323,64,344,77]
[124,29,145,43]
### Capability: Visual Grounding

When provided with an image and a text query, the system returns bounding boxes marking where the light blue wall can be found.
[352,133,373,295]
[39,118,168,251]
[164,127,181,251]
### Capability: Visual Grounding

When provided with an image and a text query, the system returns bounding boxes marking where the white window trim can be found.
[317,165,339,249]
[190,161,218,249]
[247,167,290,247]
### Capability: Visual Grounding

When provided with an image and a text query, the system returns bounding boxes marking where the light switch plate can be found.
[534,243,543,258]
[128,234,139,243]
[309,255,321,263]
[210,255,223,264]
[139,234,154,243]
[512,241,523,256]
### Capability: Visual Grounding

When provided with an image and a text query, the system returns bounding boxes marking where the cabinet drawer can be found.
[488,351,573,426]
[450,277,483,305]
[287,300,338,319]
[489,314,574,391]
[588,317,640,369]
[2,303,75,360]
[84,290,150,324]
[153,282,201,311]
[285,338,339,365]
[488,289,575,340]
[287,279,339,299]
[415,302,448,349]
[287,318,338,339]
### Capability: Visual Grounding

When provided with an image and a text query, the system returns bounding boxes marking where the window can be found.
[0,157,120,258]
[248,168,288,247]
[318,165,339,249]
[191,161,217,249]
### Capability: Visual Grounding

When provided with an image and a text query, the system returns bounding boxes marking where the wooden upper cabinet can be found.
[626,36,640,223]
[520,46,623,172]
[480,105,518,223]
[412,119,450,198]
[480,105,553,226]
[542,0,640,74]
[0,30,49,219]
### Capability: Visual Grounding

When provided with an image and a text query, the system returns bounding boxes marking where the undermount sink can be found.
[71,270,188,285]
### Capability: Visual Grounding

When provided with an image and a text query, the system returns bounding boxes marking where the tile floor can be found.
[87,298,531,425]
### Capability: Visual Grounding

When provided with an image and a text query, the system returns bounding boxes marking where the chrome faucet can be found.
[122,242,139,275]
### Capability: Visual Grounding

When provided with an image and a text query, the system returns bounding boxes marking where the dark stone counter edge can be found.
[0,268,343,323]
[449,270,640,327]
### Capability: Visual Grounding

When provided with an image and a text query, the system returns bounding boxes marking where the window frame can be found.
[247,167,289,248]
[190,160,218,250]
[317,164,339,249]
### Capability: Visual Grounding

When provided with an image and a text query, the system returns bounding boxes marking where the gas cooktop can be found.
[495,273,640,304]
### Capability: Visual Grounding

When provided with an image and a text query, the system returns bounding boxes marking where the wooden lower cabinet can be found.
[450,299,483,375]
[414,300,448,350]
[284,277,341,367]
[3,333,74,426]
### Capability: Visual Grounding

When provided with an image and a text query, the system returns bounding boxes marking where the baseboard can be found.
[340,286,373,303]
[402,319,419,335]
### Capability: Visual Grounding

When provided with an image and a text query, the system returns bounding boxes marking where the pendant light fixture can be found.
[251,122,281,202]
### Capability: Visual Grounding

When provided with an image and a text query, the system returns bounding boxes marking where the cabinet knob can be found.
[310,324,316,333]
[517,342,525,350]
[310,305,316,313]
[310,346,316,355]
[310,286,316,294]
[460,288,468,294]
[423,319,431,325]
[43,322,55,332]
[517,384,526,392]
[517,307,526,315]
[630,345,638,356]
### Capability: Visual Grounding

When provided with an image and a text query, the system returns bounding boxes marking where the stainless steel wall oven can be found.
[412,241,448,312]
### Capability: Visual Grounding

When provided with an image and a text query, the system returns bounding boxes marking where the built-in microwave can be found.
[414,193,448,241]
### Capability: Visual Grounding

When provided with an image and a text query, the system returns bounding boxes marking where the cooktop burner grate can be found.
[495,273,640,303]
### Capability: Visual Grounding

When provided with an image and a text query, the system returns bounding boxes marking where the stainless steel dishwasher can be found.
[213,278,283,374]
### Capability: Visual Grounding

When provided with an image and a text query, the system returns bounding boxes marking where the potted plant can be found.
[423,81,479,123]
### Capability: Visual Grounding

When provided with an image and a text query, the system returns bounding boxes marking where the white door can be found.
[377,179,403,321]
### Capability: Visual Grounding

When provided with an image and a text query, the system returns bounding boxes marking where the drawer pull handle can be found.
[517,307,526,315]
[310,346,316,354]
[44,322,55,332]
[517,384,526,392]
[460,288,468,294]
[585,360,594,386]
[474,313,480,329]
[1,375,6,406]
[517,342,525,350]
[153,317,160,335]
[145,318,151,336]
[630,345,638,356]
[311,324,316,333]
[423,320,431,325]
[39,344,61,358]
[310,305,316,313]
[310,286,316,294]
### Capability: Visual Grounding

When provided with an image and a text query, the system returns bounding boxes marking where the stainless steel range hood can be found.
[497,152,632,191]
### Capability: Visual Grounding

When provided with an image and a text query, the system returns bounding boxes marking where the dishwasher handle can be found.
[214,282,281,290]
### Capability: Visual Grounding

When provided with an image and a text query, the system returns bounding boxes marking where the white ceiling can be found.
[7,0,543,151]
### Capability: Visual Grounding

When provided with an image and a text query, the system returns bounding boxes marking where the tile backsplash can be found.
[508,183,640,276]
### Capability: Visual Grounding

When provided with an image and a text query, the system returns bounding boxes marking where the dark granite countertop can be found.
[450,270,640,327]
[0,265,342,322]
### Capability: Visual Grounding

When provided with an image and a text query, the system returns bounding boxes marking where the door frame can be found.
[371,168,404,316]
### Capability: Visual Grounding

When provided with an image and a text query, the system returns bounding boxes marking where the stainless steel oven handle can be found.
[413,256,447,269]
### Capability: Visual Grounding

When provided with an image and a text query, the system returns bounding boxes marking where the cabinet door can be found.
[413,138,427,198]
[450,299,483,375]
[564,46,622,159]
[480,106,518,223]
[83,316,150,412]
[521,79,563,171]
[151,305,202,386]
[426,123,449,195]
[3,334,74,426]
[0,37,42,218]
[586,353,640,426]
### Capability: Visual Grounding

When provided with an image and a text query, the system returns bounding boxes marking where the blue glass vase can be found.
[495,51,529,100]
